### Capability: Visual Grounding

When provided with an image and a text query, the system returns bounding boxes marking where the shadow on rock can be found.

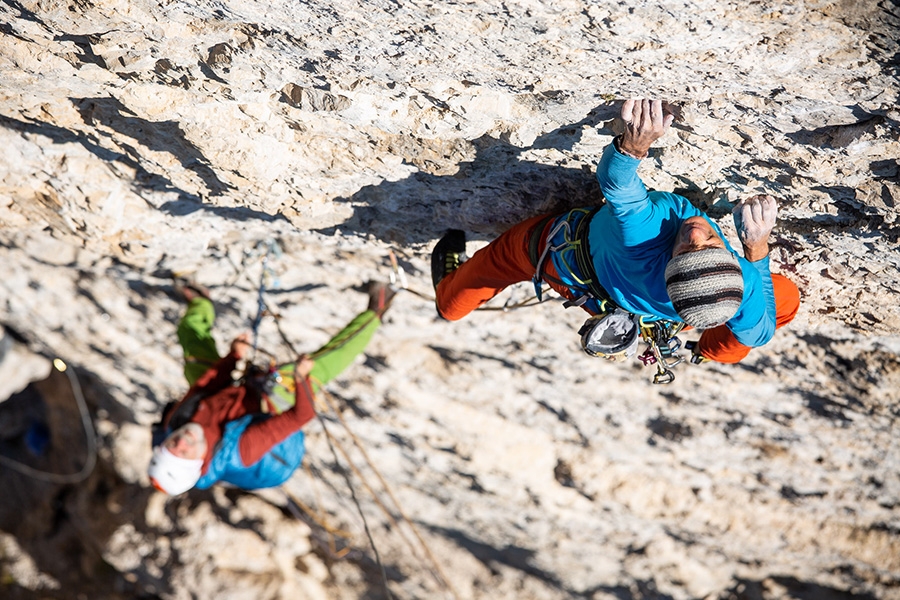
[320,103,623,245]
[773,183,900,243]
[0,110,283,224]
[785,110,883,149]
[73,96,234,198]
[0,112,175,192]
[429,525,564,589]
[0,356,169,599]
[722,575,879,599]
[1,0,47,28]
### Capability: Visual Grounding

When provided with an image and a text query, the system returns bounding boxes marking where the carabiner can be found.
[638,348,657,366]
[653,368,675,385]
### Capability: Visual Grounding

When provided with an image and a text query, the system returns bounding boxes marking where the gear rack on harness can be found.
[530,208,694,385]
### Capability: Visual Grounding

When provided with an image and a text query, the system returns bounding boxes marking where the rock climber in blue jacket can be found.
[432,98,799,364]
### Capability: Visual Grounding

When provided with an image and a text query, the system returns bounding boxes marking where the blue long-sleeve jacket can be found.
[196,414,306,490]
[553,142,776,346]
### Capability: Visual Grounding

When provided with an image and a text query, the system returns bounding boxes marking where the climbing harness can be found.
[531,208,689,384]
[0,358,97,484]
[530,207,623,318]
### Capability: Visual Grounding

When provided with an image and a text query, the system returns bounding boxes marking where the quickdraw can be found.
[249,239,282,359]
[532,209,691,384]
[387,250,409,291]
[577,304,687,384]
[636,318,685,385]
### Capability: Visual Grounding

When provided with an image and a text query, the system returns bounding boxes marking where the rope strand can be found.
[314,401,394,599]
[315,385,461,600]
[402,284,553,311]
[0,359,97,484]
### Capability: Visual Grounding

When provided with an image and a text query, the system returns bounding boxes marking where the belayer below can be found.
[148,279,396,495]
[431,98,799,369]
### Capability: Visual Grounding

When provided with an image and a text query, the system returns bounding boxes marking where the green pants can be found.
[177,298,381,388]
[178,298,221,386]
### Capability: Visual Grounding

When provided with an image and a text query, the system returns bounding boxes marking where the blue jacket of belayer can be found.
[196,414,306,490]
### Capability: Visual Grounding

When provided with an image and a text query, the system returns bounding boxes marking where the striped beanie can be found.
[664,248,744,329]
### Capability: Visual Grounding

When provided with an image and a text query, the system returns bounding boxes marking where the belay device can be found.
[245,361,300,415]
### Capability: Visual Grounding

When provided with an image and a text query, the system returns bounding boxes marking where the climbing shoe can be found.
[430,229,467,289]
[172,276,211,302]
[366,280,398,318]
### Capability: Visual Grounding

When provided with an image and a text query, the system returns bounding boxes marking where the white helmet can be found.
[148,446,203,495]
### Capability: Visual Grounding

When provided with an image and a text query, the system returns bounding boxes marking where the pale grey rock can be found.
[281,83,351,112]
[0,0,899,599]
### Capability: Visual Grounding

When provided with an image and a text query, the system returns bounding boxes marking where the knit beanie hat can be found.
[664,248,744,329]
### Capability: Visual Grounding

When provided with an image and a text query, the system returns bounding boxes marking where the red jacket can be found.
[164,350,316,473]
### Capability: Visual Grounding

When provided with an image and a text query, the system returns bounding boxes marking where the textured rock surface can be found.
[1,0,899,598]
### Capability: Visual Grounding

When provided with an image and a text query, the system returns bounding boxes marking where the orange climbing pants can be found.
[436,214,577,319]
[435,214,801,365]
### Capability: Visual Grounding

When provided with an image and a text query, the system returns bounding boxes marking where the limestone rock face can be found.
[1,0,899,599]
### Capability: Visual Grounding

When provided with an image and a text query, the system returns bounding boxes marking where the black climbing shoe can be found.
[431,229,467,289]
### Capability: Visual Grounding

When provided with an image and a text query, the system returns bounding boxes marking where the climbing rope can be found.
[250,239,282,360]
[283,476,354,559]
[238,243,506,597]
[0,358,97,484]
[389,245,554,312]
[313,394,395,600]
[313,383,461,600]
[310,391,423,551]
[403,284,551,311]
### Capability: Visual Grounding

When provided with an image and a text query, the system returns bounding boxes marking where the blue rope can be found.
[250,240,281,357]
